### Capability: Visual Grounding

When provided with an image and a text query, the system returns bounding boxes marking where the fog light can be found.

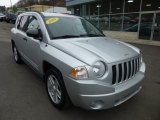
[90,100,104,110]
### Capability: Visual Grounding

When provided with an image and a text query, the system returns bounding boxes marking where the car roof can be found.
[42,12,78,18]
[20,12,80,19]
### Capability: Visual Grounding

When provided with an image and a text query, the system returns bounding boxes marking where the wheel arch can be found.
[43,60,63,79]
[11,39,15,52]
[43,60,72,106]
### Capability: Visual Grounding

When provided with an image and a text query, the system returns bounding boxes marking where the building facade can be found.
[12,0,66,13]
[15,0,65,8]
[66,0,160,41]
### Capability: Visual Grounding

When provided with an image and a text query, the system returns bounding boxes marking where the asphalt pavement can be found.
[0,22,160,120]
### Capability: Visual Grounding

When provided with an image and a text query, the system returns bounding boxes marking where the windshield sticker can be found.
[46,18,59,24]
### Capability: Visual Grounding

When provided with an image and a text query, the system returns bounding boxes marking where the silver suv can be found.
[11,12,146,110]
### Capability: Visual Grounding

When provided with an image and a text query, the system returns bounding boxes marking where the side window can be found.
[18,16,29,32]
[17,17,22,29]
[27,16,40,30]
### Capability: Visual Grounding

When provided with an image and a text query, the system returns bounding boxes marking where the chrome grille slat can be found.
[136,58,138,73]
[123,62,127,81]
[112,65,117,85]
[112,56,141,85]
[133,59,136,75]
[126,61,129,80]
[121,63,124,83]
[135,59,138,73]
[116,65,119,84]
[131,60,134,77]
[118,64,122,83]
[128,61,131,79]
[138,57,140,71]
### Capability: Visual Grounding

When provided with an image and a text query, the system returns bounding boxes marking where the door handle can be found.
[23,37,27,41]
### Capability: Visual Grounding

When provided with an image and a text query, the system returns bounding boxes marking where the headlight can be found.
[93,61,106,77]
[70,66,88,79]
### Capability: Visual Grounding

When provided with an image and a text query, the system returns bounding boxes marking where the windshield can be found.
[45,16,105,40]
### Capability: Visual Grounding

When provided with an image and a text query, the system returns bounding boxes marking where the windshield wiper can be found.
[52,35,80,39]
[52,34,105,39]
[79,34,105,37]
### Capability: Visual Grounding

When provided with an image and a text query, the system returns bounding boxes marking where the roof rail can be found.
[31,11,45,19]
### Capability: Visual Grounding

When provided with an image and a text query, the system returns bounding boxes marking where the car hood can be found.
[0,15,5,18]
[49,37,140,65]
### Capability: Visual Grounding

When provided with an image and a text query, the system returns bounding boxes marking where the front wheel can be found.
[45,69,70,109]
[12,44,22,64]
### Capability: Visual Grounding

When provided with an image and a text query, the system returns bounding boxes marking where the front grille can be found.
[112,56,141,85]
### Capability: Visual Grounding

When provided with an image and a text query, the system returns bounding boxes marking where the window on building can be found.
[99,15,109,30]
[125,0,141,13]
[87,0,110,16]
[86,3,90,16]
[90,2,99,16]
[142,0,160,11]
[98,0,110,15]
[123,13,139,32]
[74,5,81,16]
[110,14,123,31]
[110,0,124,14]
[89,16,99,27]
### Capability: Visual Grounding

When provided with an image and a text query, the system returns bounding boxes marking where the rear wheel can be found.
[13,44,22,64]
[6,19,9,23]
[45,69,70,109]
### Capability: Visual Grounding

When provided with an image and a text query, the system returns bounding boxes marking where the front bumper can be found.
[64,62,145,110]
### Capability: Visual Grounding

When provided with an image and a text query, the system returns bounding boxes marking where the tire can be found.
[12,44,22,64]
[45,68,70,109]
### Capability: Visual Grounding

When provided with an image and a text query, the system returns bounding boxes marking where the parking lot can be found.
[0,22,160,120]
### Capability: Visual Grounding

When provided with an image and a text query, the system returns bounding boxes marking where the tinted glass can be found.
[111,0,124,13]
[45,17,104,39]
[123,13,139,32]
[125,0,141,12]
[99,15,109,30]
[10,14,16,18]
[142,0,160,11]
[89,16,99,27]
[99,0,110,14]
[86,3,90,16]
[18,16,29,32]
[27,16,40,30]
[74,5,81,16]
[90,2,99,15]
[16,17,21,28]
[110,15,123,31]
[139,13,154,40]
[153,13,160,41]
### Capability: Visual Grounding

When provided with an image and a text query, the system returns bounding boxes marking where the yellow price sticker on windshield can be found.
[46,18,59,24]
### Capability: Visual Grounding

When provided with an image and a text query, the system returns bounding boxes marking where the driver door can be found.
[24,16,43,71]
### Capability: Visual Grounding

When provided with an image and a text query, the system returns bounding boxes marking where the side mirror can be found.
[26,28,42,40]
